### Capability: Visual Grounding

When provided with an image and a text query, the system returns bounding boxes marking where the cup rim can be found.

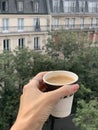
[43,70,79,86]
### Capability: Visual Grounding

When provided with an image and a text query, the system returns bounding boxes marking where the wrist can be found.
[10,118,43,130]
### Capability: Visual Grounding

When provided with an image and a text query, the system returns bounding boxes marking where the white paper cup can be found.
[43,70,78,118]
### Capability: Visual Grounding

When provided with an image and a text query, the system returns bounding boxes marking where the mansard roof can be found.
[0,0,48,14]
[0,0,98,15]
[48,0,98,14]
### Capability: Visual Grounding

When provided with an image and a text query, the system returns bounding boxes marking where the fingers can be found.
[33,72,47,82]
[27,72,47,89]
[49,84,79,101]
[33,72,47,90]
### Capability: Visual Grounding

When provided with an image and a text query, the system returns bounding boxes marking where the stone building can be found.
[0,0,98,52]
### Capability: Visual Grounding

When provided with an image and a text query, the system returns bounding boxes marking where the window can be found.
[80,17,85,29]
[63,1,69,12]
[79,1,85,12]
[2,18,9,32]
[71,18,75,28]
[96,2,98,13]
[3,39,10,51]
[89,18,93,28]
[2,1,8,12]
[33,18,40,31]
[88,2,96,13]
[34,1,39,13]
[47,19,50,27]
[53,0,60,12]
[55,18,59,29]
[34,37,40,50]
[65,18,69,29]
[69,1,76,12]
[96,18,98,26]
[17,1,24,12]
[18,38,25,49]
[63,0,76,13]
[18,18,24,31]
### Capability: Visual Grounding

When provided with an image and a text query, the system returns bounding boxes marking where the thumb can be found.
[49,84,79,101]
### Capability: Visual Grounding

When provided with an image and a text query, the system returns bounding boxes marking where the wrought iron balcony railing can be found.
[0,24,98,35]
[0,26,50,34]
[51,24,98,32]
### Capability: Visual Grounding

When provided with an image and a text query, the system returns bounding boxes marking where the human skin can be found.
[10,72,79,130]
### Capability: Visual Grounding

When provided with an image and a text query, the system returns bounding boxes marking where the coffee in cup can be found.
[43,70,78,91]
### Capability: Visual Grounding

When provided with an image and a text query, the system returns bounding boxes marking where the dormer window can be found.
[63,0,76,13]
[79,1,85,12]
[34,1,39,13]
[17,1,24,12]
[2,1,8,12]
[53,0,60,13]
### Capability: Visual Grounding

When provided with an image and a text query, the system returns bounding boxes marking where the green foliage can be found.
[0,51,20,130]
[73,99,98,130]
[72,84,92,112]
[46,31,88,59]
[0,89,20,130]
[13,48,34,89]
[68,46,98,96]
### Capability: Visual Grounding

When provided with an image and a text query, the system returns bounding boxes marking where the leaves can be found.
[73,99,98,130]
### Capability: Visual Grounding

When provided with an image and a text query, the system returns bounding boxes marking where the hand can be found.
[10,72,79,130]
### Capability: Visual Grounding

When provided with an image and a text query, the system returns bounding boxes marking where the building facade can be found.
[0,0,98,52]
[0,0,51,52]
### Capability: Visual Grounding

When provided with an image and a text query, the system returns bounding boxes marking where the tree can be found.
[0,48,34,129]
[0,51,20,130]
[69,46,98,96]
[73,99,98,130]
[13,48,34,90]
[46,31,88,60]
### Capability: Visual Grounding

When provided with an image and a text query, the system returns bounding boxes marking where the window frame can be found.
[18,38,25,49]
[34,37,40,50]
[80,17,85,29]
[33,18,40,31]
[65,18,70,29]
[33,1,39,13]
[88,2,96,13]
[3,39,10,51]
[53,0,60,13]
[63,0,76,13]
[1,0,9,12]
[2,18,9,32]
[71,18,75,28]
[17,1,24,12]
[54,18,59,29]
[18,18,24,31]
[79,1,85,12]
[89,18,93,28]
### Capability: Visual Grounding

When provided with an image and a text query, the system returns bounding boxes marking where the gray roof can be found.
[48,0,98,14]
[0,0,48,14]
[0,0,98,15]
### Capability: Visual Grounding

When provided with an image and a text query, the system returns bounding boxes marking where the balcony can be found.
[0,26,50,36]
[0,24,98,36]
[52,24,98,32]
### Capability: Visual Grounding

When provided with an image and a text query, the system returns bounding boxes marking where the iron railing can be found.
[0,26,50,35]
[0,24,98,35]
[51,24,98,32]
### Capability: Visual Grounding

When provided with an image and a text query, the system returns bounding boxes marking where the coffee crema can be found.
[46,74,75,85]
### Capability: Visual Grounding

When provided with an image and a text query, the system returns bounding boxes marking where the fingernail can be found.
[73,84,79,91]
